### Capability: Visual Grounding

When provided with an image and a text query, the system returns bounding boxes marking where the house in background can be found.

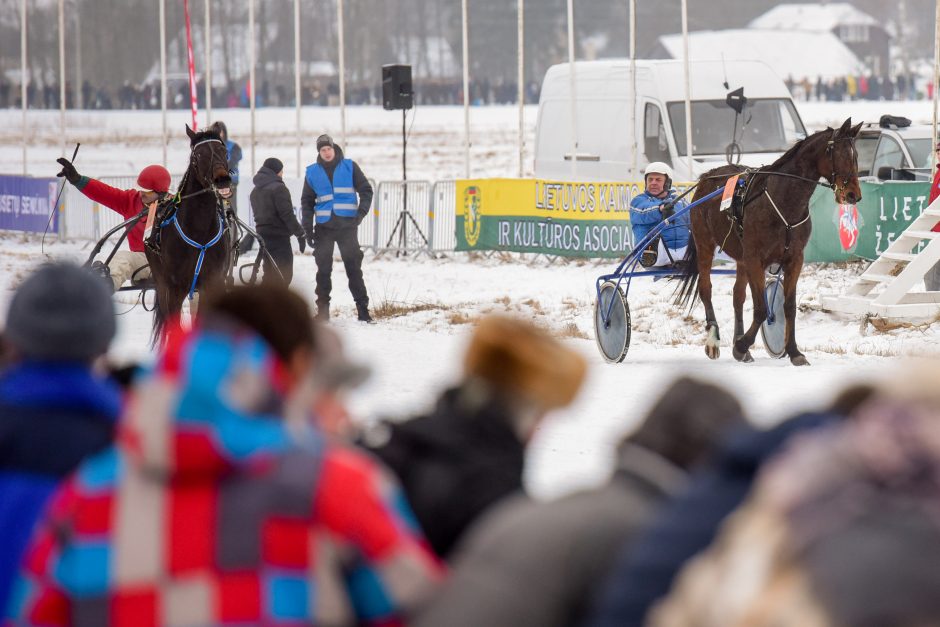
[649,29,862,83]
[748,2,890,76]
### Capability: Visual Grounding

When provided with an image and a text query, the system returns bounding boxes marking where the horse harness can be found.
[715,130,856,254]
[147,137,233,301]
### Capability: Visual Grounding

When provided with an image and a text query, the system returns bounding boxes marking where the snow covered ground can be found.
[1,100,938,498]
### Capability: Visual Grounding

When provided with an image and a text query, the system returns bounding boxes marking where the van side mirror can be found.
[876,166,893,181]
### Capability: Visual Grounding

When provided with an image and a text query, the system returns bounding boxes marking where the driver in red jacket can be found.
[57,159,171,292]
[926,144,940,290]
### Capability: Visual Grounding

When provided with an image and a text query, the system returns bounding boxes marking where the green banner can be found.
[455,177,932,262]
[805,180,931,262]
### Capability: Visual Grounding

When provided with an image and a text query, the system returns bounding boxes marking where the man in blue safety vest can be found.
[630,162,691,268]
[301,134,375,323]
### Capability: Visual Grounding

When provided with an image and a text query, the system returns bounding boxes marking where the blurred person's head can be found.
[460,315,587,442]
[200,284,316,386]
[621,376,746,470]
[4,262,115,365]
[303,324,370,439]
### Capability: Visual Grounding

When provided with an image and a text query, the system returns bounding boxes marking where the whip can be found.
[42,142,80,256]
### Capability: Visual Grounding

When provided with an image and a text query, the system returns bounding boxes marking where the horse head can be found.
[185,122,233,200]
[819,117,863,205]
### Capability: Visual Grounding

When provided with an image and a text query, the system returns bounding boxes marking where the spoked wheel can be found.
[594,281,631,363]
[760,276,787,359]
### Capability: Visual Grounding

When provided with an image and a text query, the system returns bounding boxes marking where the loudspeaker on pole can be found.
[382,64,414,111]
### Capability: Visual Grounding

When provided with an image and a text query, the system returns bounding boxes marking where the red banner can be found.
[183,0,199,131]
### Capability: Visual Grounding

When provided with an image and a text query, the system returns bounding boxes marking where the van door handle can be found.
[564,153,601,162]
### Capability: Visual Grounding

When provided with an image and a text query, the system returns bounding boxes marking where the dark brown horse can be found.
[675,117,862,366]
[147,123,234,343]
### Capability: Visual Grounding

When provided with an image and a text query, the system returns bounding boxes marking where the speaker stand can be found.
[385,107,428,255]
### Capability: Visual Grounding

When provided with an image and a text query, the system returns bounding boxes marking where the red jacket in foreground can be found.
[7,321,443,626]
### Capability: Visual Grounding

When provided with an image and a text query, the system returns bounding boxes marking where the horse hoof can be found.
[704,345,720,360]
[732,346,754,363]
[790,354,810,366]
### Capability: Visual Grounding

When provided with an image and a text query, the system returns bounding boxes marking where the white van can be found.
[534,59,807,181]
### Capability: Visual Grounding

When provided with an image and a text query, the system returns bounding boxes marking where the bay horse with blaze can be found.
[674,117,862,366]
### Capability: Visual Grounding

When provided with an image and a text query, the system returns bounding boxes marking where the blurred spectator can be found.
[648,366,940,627]
[361,314,587,559]
[297,324,370,440]
[0,263,119,613]
[585,382,875,627]
[416,376,747,627]
[7,284,442,625]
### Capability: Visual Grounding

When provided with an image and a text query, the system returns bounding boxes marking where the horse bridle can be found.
[188,138,232,201]
[824,131,858,201]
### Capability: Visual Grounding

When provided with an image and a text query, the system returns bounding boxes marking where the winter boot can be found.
[356,302,375,324]
[639,239,659,268]
[315,302,330,323]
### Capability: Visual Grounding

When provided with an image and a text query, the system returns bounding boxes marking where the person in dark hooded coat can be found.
[249,157,306,285]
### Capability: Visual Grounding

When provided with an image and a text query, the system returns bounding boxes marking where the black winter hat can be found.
[5,262,116,362]
[262,157,283,174]
[316,134,334,151]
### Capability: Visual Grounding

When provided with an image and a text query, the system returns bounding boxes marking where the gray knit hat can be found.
[5,262,116,362]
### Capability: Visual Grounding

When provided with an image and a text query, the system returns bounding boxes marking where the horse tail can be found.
[673,238,700,311]
[151,290,166,348]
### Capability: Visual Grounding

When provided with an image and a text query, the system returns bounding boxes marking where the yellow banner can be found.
[456,178,645,219]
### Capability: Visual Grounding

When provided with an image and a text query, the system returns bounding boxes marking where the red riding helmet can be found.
[137,165,171,194]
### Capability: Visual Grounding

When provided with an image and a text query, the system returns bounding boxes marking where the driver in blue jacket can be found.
[630,162,690,268]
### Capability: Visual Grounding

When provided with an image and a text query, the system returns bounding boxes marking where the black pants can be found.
[313,226,368,307]
[258,230,294,285]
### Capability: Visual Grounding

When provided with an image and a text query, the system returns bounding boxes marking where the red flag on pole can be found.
[184,0,199,131]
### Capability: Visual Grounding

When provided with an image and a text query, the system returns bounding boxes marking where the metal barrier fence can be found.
[57,175,456,255]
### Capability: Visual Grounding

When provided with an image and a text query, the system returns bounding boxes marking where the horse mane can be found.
[767,127,829,170]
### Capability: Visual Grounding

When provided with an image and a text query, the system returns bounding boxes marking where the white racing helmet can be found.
[644,161,674,181]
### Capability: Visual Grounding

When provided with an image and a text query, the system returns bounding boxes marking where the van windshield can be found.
[667,99,806,157]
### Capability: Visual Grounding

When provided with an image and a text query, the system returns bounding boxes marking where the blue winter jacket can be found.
[0,362,120,613]
[629,190,690,250]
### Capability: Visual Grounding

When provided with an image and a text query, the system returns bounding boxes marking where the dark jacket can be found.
[363,385,527,560]
[417,444,685,627]
[249,166,305,239]
[0,362,120,612]
[300,145,373,235]
[585,412,840,627]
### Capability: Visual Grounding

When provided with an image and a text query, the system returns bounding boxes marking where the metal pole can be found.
[933,0,939,171]
[567,0,577,177]
[681,0,693,179]
[74,7,82,109]
[160,0,168,166]
[517,0,525,177]
[20,0,27,175]
[461,0,470,178]
[629,0,637,177]
[205,0,212,125]
[249,0,256,174]
[294,0,302,177]
[58,0,65,156]
[338,0,347,149]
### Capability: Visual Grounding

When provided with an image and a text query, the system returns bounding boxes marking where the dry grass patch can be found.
[521,298,544,313]
[371,300,442,320]
[447,310,474,325]
[559,322,588,339]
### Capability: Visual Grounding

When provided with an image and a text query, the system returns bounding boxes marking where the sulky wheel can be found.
[760,276,787,359]
[594,281,631,363]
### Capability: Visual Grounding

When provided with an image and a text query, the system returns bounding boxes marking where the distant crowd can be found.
[0,77,542,110]
[1,258,939,625]
[786,73,935,102]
